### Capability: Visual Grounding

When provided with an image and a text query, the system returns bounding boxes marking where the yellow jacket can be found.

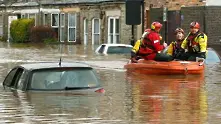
[131,40,142,54]
[181,32,208,53]
[167,41,175,56]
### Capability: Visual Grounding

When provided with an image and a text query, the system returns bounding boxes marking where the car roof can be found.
[18,62,92,70]
[101,44,132,47]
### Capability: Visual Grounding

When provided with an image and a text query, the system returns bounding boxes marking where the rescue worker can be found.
[178,22,208,61]
[167,28,185,59]
[131,21,173,63]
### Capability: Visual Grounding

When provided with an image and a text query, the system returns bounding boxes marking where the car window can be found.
[17,70,28,90]
[3,68,17,87]
[3,68,24,89]
[107,46,132,54]
[29,68,101,90]
[13,68,25,89]
[98,45,105,53]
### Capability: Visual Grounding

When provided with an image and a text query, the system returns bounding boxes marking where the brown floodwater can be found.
[0,42,221,124]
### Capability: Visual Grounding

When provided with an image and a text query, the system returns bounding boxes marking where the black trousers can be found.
[179,52,206,61]
[155,53,173,61]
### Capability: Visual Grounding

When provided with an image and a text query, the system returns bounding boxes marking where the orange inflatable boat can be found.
[124,59,205,75]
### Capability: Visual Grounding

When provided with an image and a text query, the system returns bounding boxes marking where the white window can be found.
[84,19,88,45]
[68,13,76,42]
[60,13,65,42]
[51,13,59,27]
[21,14,25,18]
[28,13,36,26]
[92,18,100,45]
[43,14,48,25]
[0,15,3,36]
[51,13,59,39]
[108,17,120,44]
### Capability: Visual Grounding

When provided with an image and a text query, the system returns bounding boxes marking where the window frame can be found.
[51,13,60,28]
[83,18,88,45]
[68,13,77,42]
[60,13,65,42]
[108,17,120,44]
[92,18,100,45]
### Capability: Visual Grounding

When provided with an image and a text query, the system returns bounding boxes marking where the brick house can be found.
[0,0,133,45]
[1,0,220,45]
[143,0,221,45]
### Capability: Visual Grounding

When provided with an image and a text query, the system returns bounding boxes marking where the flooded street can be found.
[0,42,221,123]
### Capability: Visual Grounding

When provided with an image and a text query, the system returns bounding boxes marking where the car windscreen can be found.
[206,50,221,63]
[107,46,132,54]
[29,68,101,90]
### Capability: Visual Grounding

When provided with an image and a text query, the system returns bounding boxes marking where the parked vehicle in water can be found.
[95,44,133,55]
[205,48,221,63]
[2,62,105,93]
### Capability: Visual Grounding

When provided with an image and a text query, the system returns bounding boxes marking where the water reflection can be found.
[0,90,103,123]
[125,72,208,123]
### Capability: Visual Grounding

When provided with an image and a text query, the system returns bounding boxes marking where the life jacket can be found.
[186,32,205,53]
[172,41,182,57]
[137,40,154,56]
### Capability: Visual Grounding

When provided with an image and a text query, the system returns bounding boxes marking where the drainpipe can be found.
[131,25,135,46]
[141,0,144,33]
[37,0,41,26]
[163,7,168,44]
[203,6,206,34]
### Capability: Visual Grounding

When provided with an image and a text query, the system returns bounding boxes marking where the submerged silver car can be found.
[95,44,133,55]
[2,62,105,93]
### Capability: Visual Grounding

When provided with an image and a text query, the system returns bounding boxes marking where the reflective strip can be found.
[141,32,148,38]
[154,40,159,43]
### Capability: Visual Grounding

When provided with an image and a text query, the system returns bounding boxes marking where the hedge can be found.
[10,18,34,43]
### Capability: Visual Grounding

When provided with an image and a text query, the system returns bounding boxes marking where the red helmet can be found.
[174,28,184,35]
[151,22,162,30]
[190,22,200,29]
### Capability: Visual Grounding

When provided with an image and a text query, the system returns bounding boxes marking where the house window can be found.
[60,13,65,42]
[108,17,120,44]
[68,13,76,42]
[0,15,3,36]
[28,13,36,26]
[84,18,88,45]
[43,14,48,25]
[21,14,25,18]
[51,13,59,39]
[92,18,100,45]
[51,13,59,27]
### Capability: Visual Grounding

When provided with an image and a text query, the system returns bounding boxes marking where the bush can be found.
[30,26,57,43]
[43,38,57,44]
[10,18,34,43]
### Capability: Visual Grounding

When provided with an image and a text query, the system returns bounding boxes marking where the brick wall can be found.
[181,6,221,45]
[144,0,205,10]
[150,6,221,45]
[180,6,205,36]
[205,6,221,45]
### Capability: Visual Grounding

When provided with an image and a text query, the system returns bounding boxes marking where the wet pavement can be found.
[0,42,221,123]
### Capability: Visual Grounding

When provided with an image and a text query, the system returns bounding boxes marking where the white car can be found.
[95,44,133,55]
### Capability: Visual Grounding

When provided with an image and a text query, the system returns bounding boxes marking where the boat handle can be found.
[196,57,205,66]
